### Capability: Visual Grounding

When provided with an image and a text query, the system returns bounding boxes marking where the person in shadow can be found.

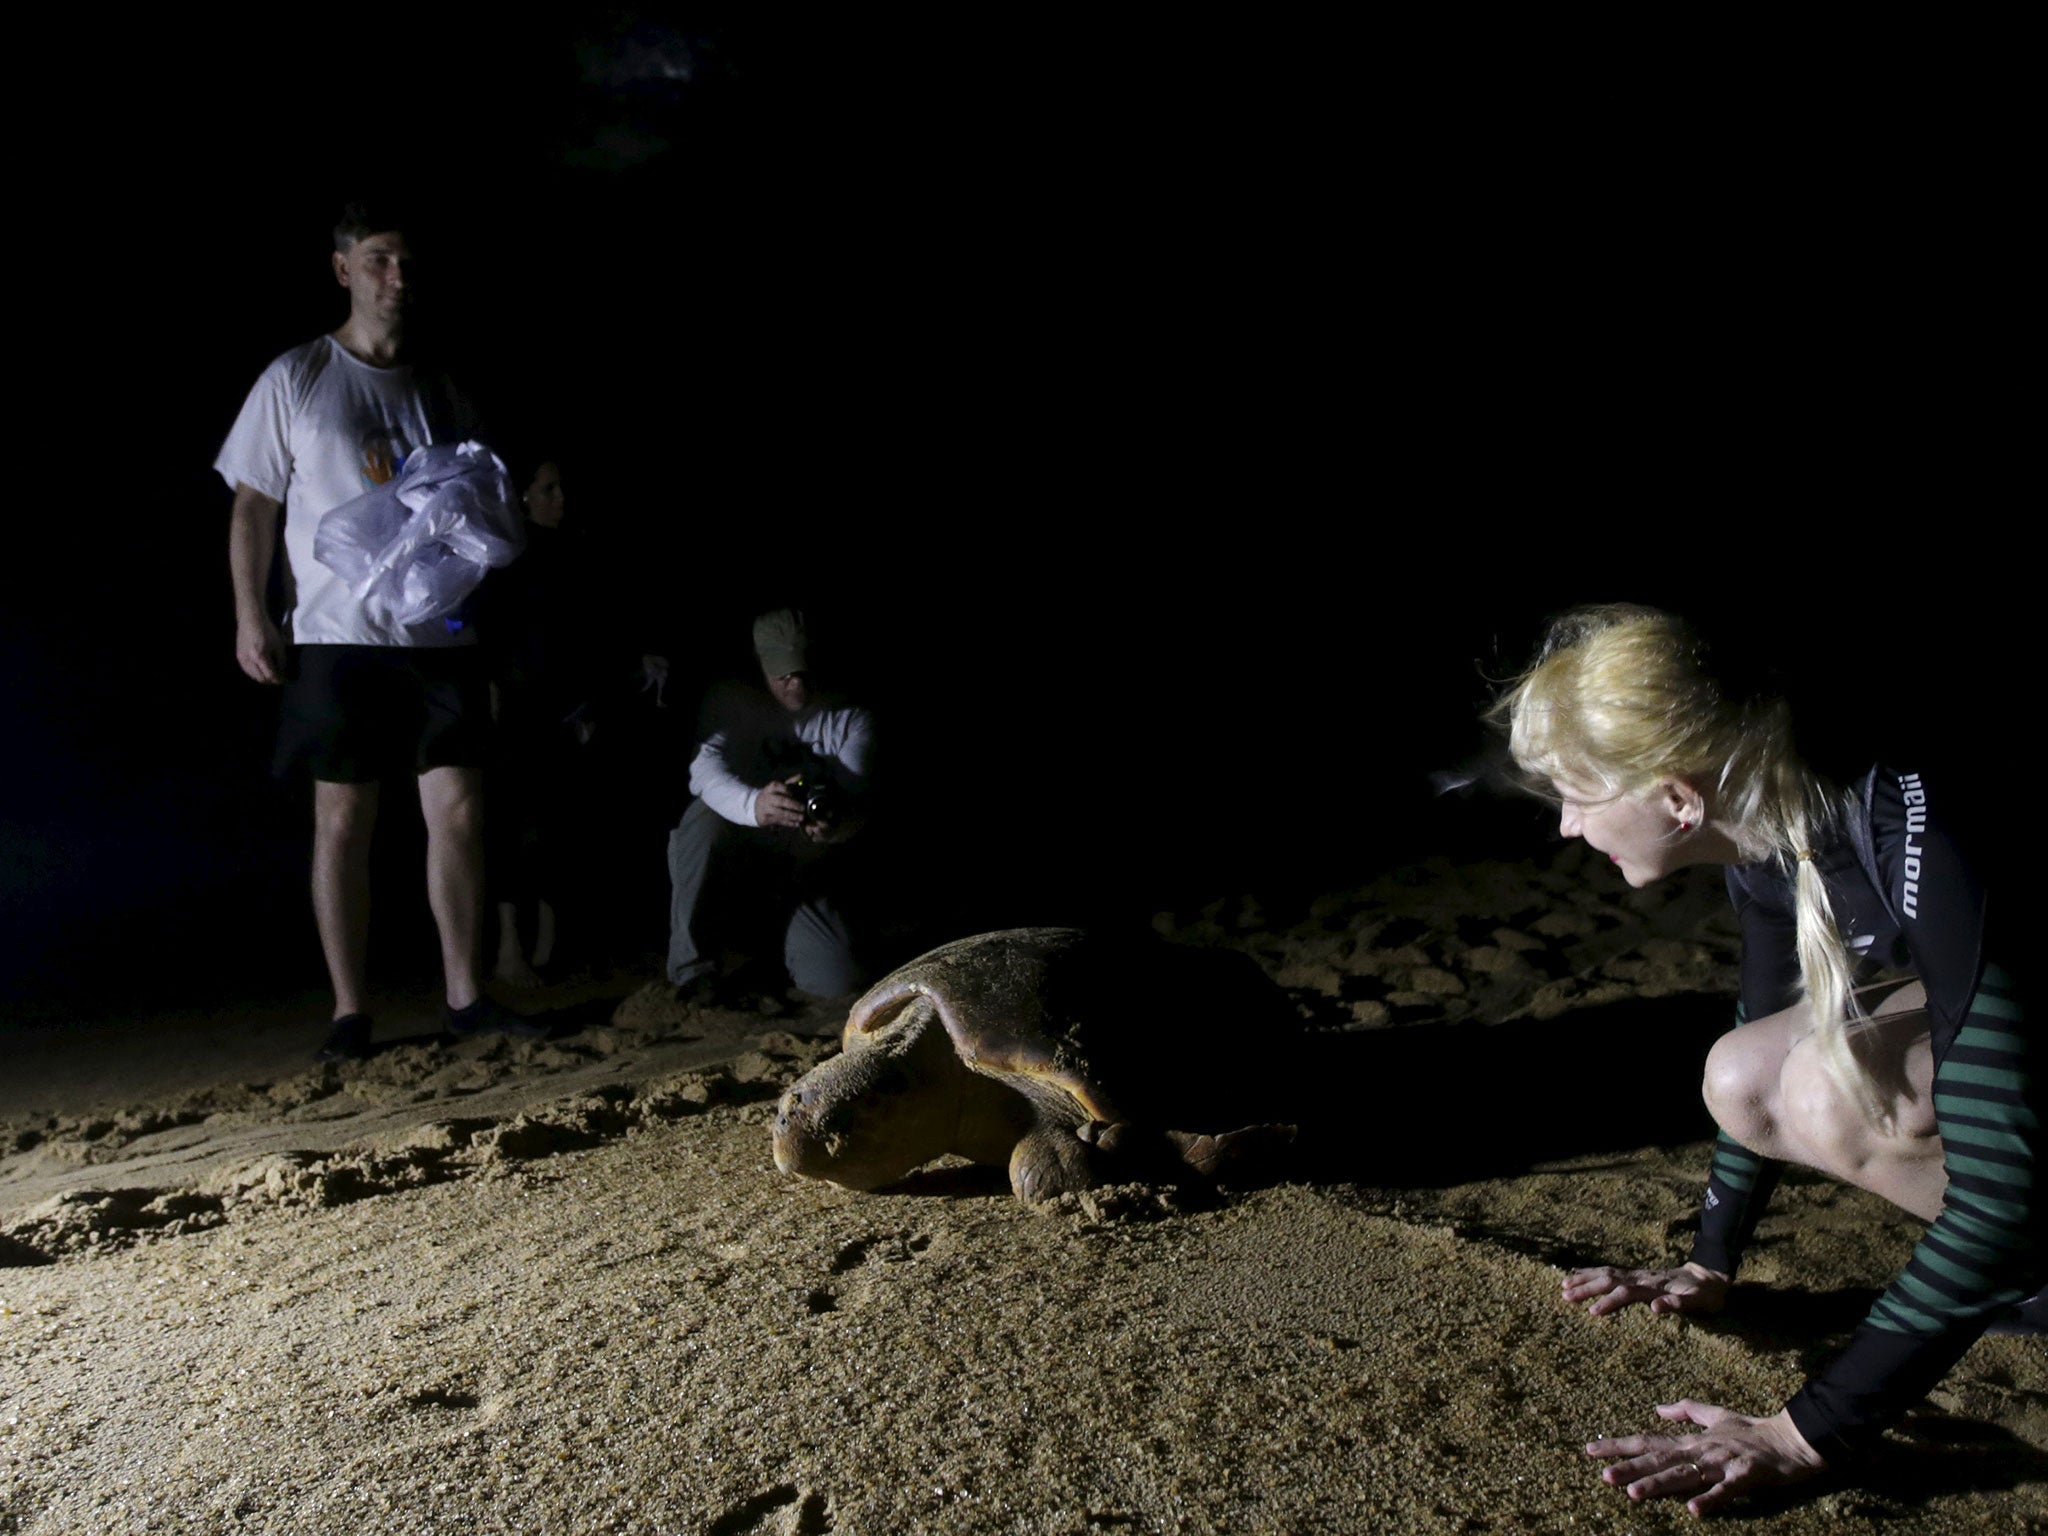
[478,455,669,983]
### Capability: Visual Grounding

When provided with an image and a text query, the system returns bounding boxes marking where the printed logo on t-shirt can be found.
[361,428,412,488]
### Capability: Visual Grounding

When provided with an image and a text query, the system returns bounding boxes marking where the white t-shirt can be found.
[688,683,876,827]
[215,335,480,647]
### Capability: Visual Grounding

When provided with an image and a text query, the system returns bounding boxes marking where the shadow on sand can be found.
[1287,990,1728,1186]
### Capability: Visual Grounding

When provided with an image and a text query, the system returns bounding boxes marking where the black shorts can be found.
[275,644,489,782]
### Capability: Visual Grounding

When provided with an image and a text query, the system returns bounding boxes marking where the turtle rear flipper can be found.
[1069,1120,1296,1187]
[1166,1124,1296,1181]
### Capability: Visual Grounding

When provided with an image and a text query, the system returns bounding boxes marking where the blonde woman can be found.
[1499,605,2038,1514]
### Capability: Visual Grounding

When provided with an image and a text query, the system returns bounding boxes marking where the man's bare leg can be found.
[419,765,486,1011]
[494,899,543,988]
[312,779,379,1019]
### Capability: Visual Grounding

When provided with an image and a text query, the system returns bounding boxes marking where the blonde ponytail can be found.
[1787,815,1889,1125]
[1497,606,1888,1125]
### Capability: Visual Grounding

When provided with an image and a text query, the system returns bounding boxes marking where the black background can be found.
[1,14,2021,1020]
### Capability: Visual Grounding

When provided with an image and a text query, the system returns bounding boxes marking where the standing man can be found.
[218,201,537,1060]
[667,609,876,1003]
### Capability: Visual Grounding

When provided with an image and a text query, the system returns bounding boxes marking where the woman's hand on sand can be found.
[1587,1402,1826,1515]
[1563,1261,1729,1318]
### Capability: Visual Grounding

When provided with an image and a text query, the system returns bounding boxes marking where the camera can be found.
[790,770,840,826]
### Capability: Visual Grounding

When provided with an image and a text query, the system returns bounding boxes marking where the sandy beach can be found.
[4,848,2042,1535]
[10,10,2023,1532]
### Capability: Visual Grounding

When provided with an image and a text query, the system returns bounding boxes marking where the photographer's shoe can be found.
[443,997,549,1041]
[670,976,729,1010]
[314,1013,374,1062]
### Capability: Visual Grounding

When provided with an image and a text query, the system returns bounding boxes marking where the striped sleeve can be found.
[1691,948,1795,1279]
[1691,1126,1786,1277]
[1787,965,2043,1459]
[1695,987,1794,1277]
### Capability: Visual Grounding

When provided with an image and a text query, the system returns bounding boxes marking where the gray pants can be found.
[665,798,864,996]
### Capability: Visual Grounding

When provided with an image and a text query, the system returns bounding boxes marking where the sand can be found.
[3,849,2042,1534]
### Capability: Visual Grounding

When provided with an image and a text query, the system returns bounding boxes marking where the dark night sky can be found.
[2,15,2021,1016]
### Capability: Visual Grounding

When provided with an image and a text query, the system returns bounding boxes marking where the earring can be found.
[1678,821,1693,833]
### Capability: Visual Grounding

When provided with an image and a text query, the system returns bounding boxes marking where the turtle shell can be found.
[845,927,1293,1131]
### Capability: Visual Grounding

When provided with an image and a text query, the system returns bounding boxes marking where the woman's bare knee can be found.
[1702,1027,1785,1153]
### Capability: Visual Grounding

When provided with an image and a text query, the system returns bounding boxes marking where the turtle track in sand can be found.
[5,845,1750,1266]
[0,1030,837,1266]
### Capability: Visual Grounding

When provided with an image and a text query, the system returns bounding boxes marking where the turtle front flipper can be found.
[1007,1123,1107,1204]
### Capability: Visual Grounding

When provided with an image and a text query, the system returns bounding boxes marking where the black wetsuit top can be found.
[1691,767,2040,1460]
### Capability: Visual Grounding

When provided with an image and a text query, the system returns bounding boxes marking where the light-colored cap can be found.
[752,608,809,677]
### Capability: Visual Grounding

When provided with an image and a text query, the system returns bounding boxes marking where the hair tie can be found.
[1795,849,1815,863]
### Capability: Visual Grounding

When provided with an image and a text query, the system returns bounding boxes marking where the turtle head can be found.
[772,996,965,1190]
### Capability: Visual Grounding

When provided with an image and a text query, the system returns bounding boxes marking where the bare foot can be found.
[494,953,543,989]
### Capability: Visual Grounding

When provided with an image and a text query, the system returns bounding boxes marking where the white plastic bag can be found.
[313,440,525,629]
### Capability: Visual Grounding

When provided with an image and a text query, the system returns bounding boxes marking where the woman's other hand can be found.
[1587,1402,1826,1514]
[1563,1261,1730,1318]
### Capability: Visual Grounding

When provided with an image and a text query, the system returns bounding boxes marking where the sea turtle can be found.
[771,927,1297,1204]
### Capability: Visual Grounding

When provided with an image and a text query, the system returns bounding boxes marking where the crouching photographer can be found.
[665,610,876,1004]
